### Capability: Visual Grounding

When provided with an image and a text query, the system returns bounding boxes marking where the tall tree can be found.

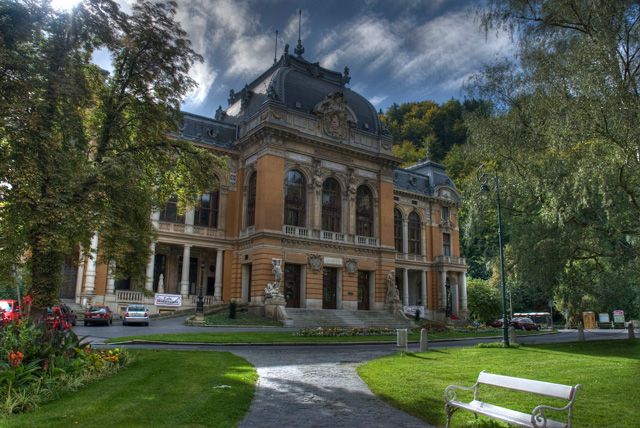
[463,0,640,321]
[0,0,226,310]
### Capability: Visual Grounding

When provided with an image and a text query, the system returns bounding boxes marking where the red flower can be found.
[8,351,24,368]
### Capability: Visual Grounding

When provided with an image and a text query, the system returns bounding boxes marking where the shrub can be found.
[0,318,129,415]
[228,301,237,319]
[294,327,396,337]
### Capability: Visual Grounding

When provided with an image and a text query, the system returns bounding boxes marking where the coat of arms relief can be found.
[313,91,356,140]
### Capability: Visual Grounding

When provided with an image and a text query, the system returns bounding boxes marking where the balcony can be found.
[434,255,466,266]
[282,226,379,247]
[158,221,225,239]
[395,253,426,262]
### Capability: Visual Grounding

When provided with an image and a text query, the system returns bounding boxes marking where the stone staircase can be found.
[60,299,85,321]
[286,308,415,329]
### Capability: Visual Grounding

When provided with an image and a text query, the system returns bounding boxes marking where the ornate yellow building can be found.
[66,47,467,321]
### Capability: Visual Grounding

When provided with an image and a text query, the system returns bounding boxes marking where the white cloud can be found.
[369,95,388,106]
[227,35,274,76]
[185,61,217,107]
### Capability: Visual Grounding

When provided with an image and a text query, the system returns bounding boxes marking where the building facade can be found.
[65,47,467,320]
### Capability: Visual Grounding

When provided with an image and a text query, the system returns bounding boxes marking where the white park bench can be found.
[444,371,581,428]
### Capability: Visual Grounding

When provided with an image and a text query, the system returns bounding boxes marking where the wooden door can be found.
[284,264,301,308]
[357,271,370,310]
[322,267,337,309]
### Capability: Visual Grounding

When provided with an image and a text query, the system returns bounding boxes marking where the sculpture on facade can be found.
[386,270,400,305]
[264,258,283,299]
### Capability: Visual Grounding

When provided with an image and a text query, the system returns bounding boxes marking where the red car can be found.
[0,300,22,322]
[84,306,113,326]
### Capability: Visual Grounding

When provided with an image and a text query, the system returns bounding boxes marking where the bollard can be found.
[419,328,429,352]
[396,328,408,350]
[628,323,636,340]
[509,326,517,345]
[577,322,585,341]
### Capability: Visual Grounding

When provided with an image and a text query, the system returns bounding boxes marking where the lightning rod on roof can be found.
[274,30,278,64]
[294,9,304,58]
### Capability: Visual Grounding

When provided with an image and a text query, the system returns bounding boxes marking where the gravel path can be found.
[232,345,432,428]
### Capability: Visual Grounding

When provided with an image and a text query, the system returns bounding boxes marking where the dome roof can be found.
[222,52,383,135]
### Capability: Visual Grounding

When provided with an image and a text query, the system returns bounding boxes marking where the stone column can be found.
[460,272,468,314]
[421,223,427,258]
[185,208,195,234]
[420,270,427,308]
[150,208,160,229]
[144,241,156,292]
[402,268,409,307]
[402,219,409,254]
[180,244,192,296]
[106,261,116,295]
[452,281,459,315]
[84,233,99,299]
[74,247,85,304]
[214,249,223,301]
[439,270,447,310]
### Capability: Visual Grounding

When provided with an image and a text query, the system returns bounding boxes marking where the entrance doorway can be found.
[284,264,301,308]
[357,271,370,310]
[322,267,337,309]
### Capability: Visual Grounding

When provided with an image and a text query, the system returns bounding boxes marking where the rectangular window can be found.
[443,233,451,257]
[159,197,184,224]
[442,206,450,221]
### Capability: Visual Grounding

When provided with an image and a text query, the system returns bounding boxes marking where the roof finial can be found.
[274,30,278,64]
[294,9,305,58]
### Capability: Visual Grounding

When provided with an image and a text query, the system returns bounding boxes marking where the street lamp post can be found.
[479,166,510,346]
[196,263,204,316]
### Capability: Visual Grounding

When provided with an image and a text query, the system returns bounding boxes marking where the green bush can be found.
[0,318,129,415]
[228,301,237,319]
[294,327,396,337]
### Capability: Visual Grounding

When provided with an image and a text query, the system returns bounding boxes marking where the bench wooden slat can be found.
[478,371,575,400]
[451,400,566,428]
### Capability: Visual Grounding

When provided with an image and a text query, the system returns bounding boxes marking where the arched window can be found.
[356,185,374,237]
[246,172,257,227]
[194,189,220,228]
[408,211,422,255]
[159,196,184,224]
[284,170,306,227]
[394,208,403,252]
[322,178,341,232]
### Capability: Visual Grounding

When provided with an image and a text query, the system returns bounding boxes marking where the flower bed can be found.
[294,327,397,337]
[0,318,129,415]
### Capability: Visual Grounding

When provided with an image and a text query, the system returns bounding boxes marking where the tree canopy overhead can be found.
[0,0,226,308]
[461,0,640,320]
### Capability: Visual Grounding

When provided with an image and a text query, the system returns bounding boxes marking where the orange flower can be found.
[8,351,24,368]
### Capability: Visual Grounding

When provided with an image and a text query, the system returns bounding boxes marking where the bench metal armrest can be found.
[444,383,478,404]
[531,384,581,428]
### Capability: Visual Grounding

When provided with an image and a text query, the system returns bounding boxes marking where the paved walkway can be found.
[231,345,431,428]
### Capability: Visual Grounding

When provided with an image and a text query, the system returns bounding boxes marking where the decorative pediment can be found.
[313,91,357,140]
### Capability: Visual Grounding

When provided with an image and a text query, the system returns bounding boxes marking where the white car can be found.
[122,304,150,326]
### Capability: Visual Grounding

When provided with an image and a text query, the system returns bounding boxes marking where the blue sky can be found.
[85,0,514,118]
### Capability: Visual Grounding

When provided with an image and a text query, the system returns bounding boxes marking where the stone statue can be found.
[386,270,401,304]
[265,258,283,299]
[157,273,165,294]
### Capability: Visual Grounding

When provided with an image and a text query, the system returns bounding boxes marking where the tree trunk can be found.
[29,234,64,319]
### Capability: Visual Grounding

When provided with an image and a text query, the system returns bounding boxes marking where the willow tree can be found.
[0,0,226,310]
[462,0,640,321]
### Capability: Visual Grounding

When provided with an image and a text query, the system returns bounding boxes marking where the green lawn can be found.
[106,329,550,344]
[2,350,257,428]
[358,340,640,427]
[203,311,282,326]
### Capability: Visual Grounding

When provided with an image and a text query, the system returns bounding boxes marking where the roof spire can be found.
[274,30,278,64]
[294,9,305,58]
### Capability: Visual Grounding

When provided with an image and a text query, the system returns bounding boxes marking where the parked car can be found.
[0,299,22,322]
[84,305,113,326]
[46,304,77,330]
[122,304,150,326]
[511,317,541,331]
[488,318,505,328]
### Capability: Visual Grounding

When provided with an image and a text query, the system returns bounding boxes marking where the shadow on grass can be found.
[519,339,640,361]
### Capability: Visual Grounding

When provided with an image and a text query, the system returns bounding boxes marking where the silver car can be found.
[122,304,150,326]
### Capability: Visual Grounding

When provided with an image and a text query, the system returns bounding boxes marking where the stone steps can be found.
[286,308,415,329]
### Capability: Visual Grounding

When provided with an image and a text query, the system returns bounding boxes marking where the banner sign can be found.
[154,293,182,307]
[598,312,610,323]
[404,305,425,318]
[613,310,625,323]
